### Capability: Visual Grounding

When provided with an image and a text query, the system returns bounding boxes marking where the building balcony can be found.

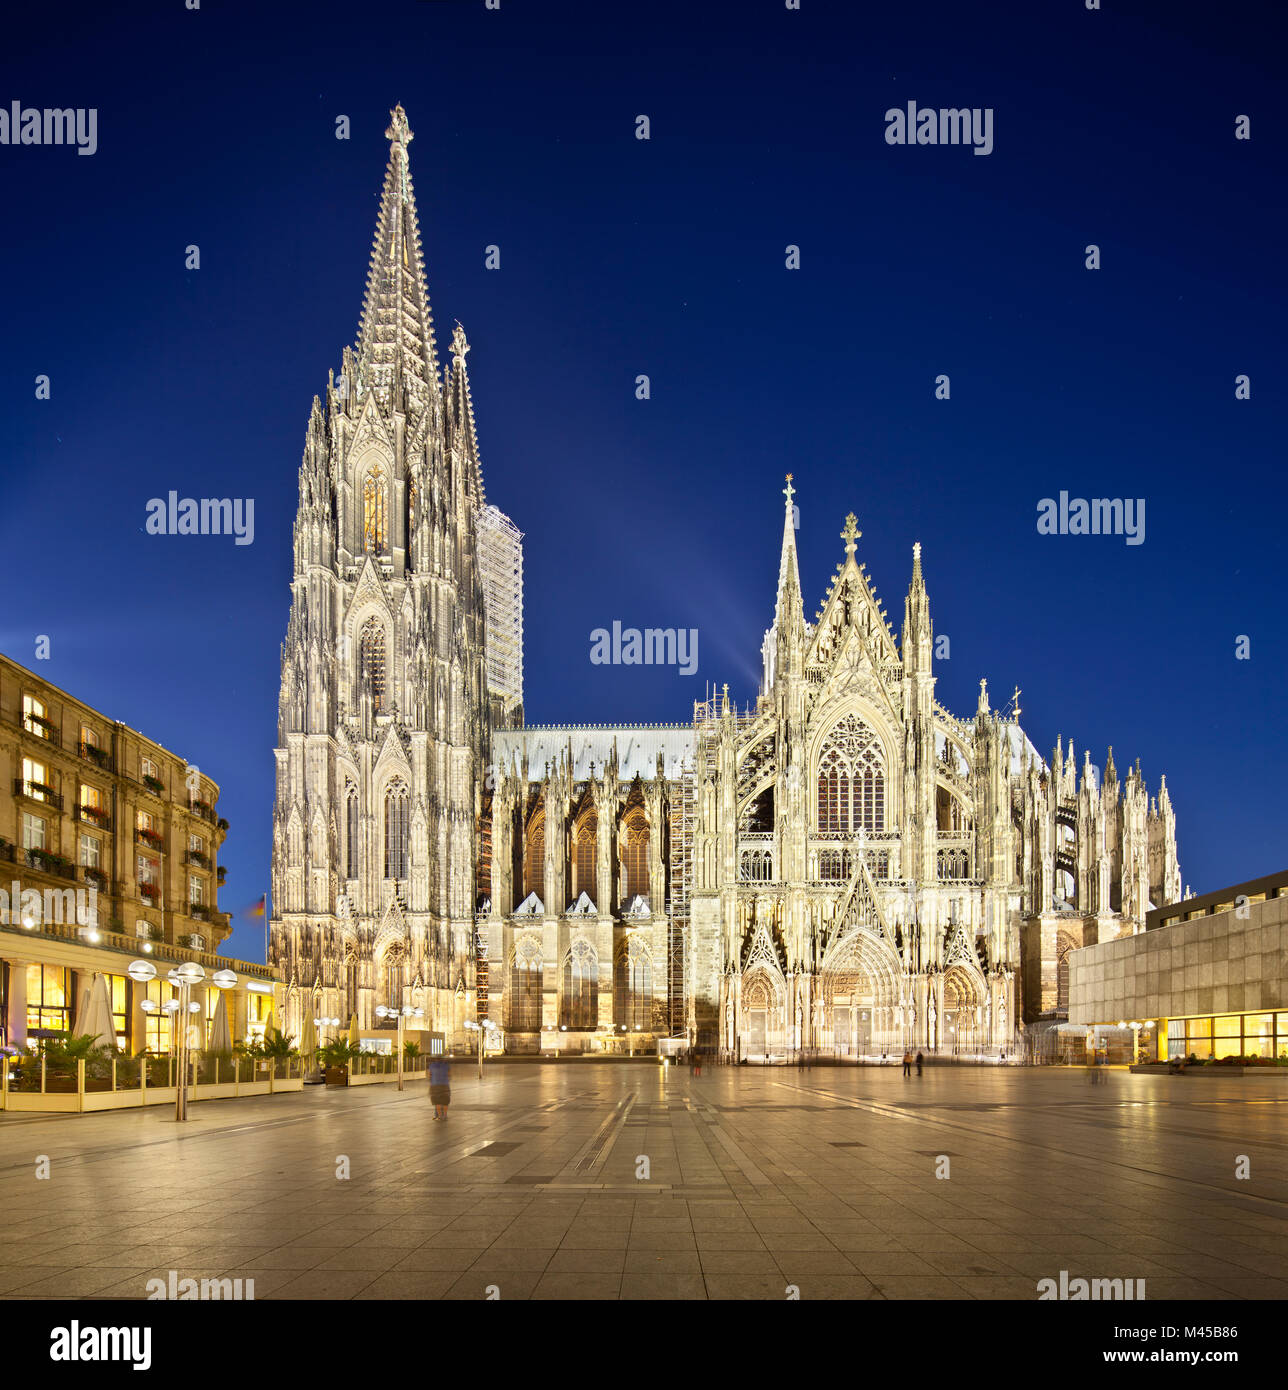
[81,865,109,891]
[138,882,161,904]
[140,774,165,797]
[20,847,77,882]
[13,778,63,811]
[185,849,211,870]
[188,799,217,825]
[75,804,113,831]
[135,828,165,850]
[77,741,114,772]
[21,715,60,746]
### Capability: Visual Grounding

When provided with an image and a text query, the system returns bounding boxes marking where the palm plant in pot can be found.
[318,1038,357,1086]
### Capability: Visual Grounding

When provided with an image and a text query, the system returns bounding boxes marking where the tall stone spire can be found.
[444,321,486,506]
[773,474,804,633]
[355,104,441,425]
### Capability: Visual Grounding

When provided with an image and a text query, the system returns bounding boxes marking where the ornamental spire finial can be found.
[386,104,413,146]
[841,513,860,556]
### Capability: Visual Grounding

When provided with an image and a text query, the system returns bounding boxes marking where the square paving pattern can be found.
[1,1063,1285,1301]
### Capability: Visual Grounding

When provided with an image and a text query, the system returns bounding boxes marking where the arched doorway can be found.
[741,966,785,1059]
[943,963,986,1055]
[819,927,903,1056]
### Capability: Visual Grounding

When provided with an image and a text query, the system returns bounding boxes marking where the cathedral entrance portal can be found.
[740,968,784,1060]
[943,963,986,1056]
[819,928,902,1057]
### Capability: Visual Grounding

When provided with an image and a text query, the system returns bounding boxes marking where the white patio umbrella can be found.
[74,973,116,1048]
[208,994,232,1053]
[299,1013,317,1058]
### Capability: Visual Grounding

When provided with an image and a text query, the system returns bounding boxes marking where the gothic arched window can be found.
[508,937,542,1032]
[574,813,596,901]
[560,941,598,1030]
[816,714,885,834]
[523,812,545,901]
[358,620,387,713]
[623,810,650,901]
[384,782,408,880]
[407,475,417,538]
[345,786,359,879]
[362,469,387,553]
[615,936,652,1031]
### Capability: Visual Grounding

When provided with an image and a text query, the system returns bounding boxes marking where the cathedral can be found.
[270,109,1184,1059]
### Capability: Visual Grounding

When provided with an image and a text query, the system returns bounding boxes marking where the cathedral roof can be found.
[354,105,441,426]
[493,725,694,781]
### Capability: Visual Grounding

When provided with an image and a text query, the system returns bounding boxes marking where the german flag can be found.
[246,893,266,919]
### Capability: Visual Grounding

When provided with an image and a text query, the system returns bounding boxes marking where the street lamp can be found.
[131,957,204,1120]
[375,1003,423,1090]
[464,1017,499,1079]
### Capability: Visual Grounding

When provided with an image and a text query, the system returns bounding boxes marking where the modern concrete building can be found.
[1069,870,1288,1063]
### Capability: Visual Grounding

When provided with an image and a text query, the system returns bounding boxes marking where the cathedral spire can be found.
[773,474,804,631]
[354,105,441,423]
[445,321,486,504]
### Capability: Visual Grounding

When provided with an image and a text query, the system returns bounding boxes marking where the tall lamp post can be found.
[130,958,204,1121]
[464,1018,499,1080]
[375,1003,423,1090]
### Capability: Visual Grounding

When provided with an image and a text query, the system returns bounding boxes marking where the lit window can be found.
[21,757,50,800]
[362,469,388,552]
[359,620,387,713]
[22,695,50,738]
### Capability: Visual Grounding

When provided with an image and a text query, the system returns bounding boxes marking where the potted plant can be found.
[142,774,164,795]
[319,1038,356,1086]
[84,866,108,889]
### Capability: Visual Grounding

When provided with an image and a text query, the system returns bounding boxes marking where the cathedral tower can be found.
[270,108,517,1041]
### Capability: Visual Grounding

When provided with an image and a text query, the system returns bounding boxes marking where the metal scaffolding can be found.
[476,504,524,713]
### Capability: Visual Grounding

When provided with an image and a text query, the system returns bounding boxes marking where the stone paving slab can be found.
[1,1062,1285,1300]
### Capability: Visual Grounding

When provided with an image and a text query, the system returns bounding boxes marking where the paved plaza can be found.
[1,1062,1285,1301]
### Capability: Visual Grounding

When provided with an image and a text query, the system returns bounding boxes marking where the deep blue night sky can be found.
[3,1,1284,964]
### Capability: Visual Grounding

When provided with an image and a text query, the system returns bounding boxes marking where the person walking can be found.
[693,1047,703,1079]
[902,1049,912,1077]
[429,1055,451,1119]
[915,1050,924,1076]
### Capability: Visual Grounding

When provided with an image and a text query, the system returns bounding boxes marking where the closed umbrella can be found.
[260,999,275,1040]
[209,994,232,1053]
[348,1014,360,1050]
[299,1013,317,1059]
[75,973,116,1049]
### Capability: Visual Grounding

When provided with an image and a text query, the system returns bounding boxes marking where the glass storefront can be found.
[1166,1012,1288,1062]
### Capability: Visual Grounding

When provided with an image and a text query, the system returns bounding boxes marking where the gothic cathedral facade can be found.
[271,110,1183,1058]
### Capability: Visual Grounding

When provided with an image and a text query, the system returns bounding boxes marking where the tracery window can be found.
[615,936,652,1031]
[560,940,598,1030]
[816,714,885,833]
[623,810,650,900]
[574,813,596,900]
[739,849,772,881]
[384,782,408,880]
[508,937,543,1031]
[523,812,545,901]
[345,787,359,879]
[407,476,417,537]
[362,469,387,553]
[359,619,387,713]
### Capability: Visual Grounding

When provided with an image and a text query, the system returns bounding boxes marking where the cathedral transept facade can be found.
[271,110,1183,1059]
